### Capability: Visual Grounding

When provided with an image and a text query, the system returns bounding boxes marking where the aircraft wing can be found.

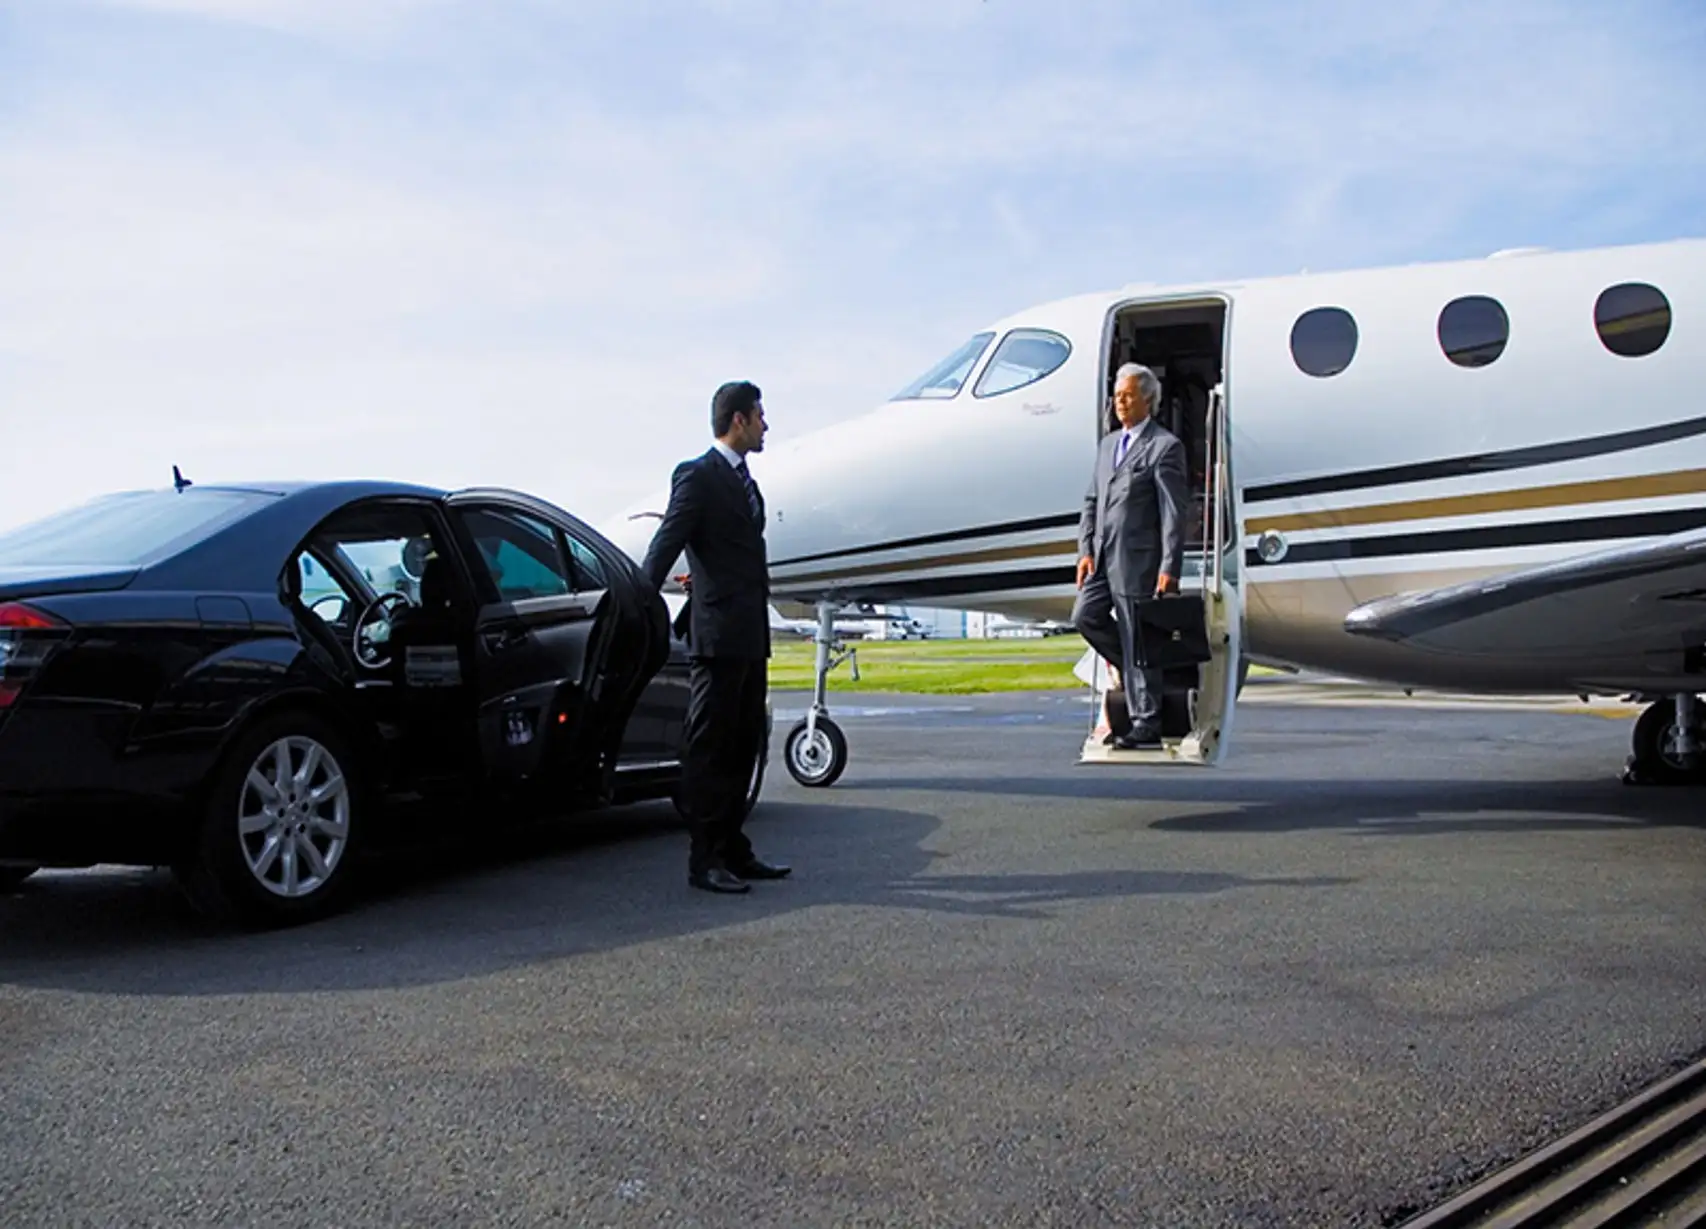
[1342,526,1706,683]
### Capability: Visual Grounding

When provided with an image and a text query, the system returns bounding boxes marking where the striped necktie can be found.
[736,462,761,520]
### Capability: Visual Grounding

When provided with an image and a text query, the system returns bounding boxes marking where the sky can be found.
[2,0,1704,535]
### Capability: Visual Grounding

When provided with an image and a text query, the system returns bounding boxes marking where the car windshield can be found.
[0,489,268,570]
[890,332,996,401]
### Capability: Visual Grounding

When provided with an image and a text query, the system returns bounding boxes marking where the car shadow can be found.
[831,774,1706,836]
[0,799,1348,997]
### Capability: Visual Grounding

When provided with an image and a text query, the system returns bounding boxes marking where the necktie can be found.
[737,462,761,521]
[1115,430,1133,467]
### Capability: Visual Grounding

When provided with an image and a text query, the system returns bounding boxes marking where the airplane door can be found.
[445,501,634,801]
[1081,384,1244,766]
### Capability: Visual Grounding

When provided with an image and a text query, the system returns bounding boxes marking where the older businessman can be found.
[1073,362,1190,749]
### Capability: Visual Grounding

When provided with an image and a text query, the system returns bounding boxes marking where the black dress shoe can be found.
[728,857,791,880]
[1112,726,1162,750]
[689,867,750,893]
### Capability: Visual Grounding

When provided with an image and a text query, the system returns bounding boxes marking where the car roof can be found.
[137,478,454,592]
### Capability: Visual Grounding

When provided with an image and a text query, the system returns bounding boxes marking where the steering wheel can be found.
[353,591,412,669]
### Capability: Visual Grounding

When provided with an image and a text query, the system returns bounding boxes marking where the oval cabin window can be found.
[1437,295,1510,367]
[1594,283,1671,358]
[1289,307,1358,378]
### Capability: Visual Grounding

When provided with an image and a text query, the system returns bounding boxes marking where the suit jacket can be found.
[639,448,771,660]
[1076,415,1189,598]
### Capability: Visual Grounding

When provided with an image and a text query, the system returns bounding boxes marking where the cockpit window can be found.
[890,332,996,400]
[973,329,1073,398]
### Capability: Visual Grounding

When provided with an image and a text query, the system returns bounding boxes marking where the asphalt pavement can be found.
[2,686,1704,1227]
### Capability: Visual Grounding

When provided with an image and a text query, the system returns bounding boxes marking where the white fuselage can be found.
[606,238,1705,695]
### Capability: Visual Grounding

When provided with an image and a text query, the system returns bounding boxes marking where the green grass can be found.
[766,633,1284,694]
[768,634,1091,694]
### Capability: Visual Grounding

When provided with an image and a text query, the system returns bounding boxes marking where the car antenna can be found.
[172,465,193,492]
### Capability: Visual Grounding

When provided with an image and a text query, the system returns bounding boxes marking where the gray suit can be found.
[1072,415,1190,734]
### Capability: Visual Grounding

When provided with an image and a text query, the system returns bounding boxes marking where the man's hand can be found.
[1076,556,1094,590]
[1154,572,1177,596]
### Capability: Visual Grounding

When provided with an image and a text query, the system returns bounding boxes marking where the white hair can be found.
[1114,362,1161,411]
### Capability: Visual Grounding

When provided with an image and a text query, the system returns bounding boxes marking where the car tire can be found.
[0,865,39,892]
[741,738,768,817]
[174,709,365,928]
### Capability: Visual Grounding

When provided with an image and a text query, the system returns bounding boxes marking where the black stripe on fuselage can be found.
[774,564,1077,603]
[1244,413,1706,504]
[1249,506,1706,569]
[769,513,1079,570]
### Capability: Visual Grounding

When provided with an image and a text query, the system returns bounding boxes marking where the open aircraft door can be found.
[1079,385,1244,766]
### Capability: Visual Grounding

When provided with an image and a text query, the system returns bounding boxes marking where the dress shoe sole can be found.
[689,877,750,894]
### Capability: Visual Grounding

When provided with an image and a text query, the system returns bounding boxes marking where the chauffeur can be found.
[640,381,790,894]
[1072,362,1190,748]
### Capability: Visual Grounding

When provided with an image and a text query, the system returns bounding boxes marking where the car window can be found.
[456,507,573,602]
[304,502,456,611]
[0,488,269,569]
[564,533,608,590]
[294,551,357,625]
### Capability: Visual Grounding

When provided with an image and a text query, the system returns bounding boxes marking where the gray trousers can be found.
[1072,571,1161,730]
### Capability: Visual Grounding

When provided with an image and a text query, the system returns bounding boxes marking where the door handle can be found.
[482,626,526,653]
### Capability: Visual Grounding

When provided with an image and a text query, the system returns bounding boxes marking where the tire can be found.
[784,716,847,788]
[0,865,39,893]
[741,739,768,817]
[1630,700,1706,784]
[174,709,365,928]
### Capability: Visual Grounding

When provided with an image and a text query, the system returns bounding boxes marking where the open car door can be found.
[444,494,662,805]
[1079,385,1244,766]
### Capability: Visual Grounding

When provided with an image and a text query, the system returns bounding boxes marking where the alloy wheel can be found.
[238,735,351,898]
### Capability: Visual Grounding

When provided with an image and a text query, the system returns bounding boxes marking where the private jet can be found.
[606,237,1705,789]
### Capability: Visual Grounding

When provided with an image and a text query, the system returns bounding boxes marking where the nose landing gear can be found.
[783,601,854,788]
[1622,693,1705,785]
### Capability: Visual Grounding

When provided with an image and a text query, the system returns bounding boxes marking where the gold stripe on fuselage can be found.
[771,469,1706,589]
[1246,467,1706,536]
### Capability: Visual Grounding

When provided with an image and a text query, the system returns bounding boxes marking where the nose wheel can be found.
[785,714,847,787]
[782,600,856,788]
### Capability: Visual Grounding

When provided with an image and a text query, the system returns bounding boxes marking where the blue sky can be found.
[2,0,1704,533]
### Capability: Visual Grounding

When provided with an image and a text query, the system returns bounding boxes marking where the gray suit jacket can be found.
[1076,416,1190,598]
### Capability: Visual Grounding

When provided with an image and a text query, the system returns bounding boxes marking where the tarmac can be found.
[2,682,1703,1227]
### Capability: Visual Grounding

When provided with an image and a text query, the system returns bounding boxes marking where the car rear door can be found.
[442,495,657,802]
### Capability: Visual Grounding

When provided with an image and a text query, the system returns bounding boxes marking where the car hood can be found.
[0,566,142,602]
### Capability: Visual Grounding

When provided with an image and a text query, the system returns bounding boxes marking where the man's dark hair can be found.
[712,381,762,437]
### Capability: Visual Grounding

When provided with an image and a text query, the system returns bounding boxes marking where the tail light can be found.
[0,602,70,710]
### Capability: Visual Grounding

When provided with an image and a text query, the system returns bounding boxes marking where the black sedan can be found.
[0,478,766,925]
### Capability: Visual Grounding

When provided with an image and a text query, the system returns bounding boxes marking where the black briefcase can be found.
[1131,593,1212,668]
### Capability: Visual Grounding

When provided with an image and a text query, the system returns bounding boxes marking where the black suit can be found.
[640,447,770,874]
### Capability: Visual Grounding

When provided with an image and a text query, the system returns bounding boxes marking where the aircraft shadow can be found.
[0,800,1345,997]
[833,774,1706,836]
